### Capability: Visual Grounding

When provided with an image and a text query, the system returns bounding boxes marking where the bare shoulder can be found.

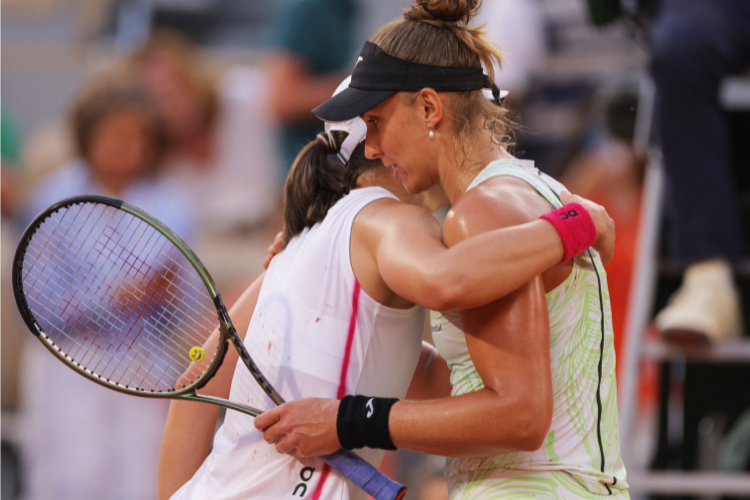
[353,197,442,246]
[443,177,553,247]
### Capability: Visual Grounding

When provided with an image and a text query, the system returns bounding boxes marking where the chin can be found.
[403,181,427,196]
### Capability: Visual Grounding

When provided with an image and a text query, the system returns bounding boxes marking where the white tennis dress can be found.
[172,187,425,500]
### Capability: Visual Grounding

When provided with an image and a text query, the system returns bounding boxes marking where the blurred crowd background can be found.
[1,0,749,499]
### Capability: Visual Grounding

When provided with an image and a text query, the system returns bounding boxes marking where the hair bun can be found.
[406,0,481,25]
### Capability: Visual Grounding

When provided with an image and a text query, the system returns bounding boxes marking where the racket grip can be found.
[319,449,406,500]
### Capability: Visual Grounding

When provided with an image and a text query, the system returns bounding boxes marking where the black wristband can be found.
[336,395,399,450]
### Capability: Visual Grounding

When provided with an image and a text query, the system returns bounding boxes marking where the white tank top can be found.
[173,187,426,500]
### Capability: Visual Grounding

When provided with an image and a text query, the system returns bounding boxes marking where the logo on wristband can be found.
[366,398,374,418]
[558,209,579,220]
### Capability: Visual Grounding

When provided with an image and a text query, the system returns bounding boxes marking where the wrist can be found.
[336,395,399,450]
[539,202,597,262]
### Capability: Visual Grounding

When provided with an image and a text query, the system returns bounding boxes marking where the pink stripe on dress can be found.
[313,280,362,499]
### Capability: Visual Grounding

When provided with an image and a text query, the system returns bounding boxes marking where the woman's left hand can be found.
[559,191,615,266]
[254,398,342,458]
[263,232,284,269]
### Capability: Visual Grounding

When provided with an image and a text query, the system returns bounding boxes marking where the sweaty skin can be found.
[160,125,615,497]
[253,89,615,460]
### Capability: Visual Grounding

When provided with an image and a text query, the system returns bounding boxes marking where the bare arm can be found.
[386,194,553,456]
[262,194,613,306]
[362,195,574,312]
[157,272,265,500]
[254,196,554,458]
[368,190,614,311]
[387,281,552,456]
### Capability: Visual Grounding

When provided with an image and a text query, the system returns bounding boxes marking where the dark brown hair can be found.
[370,0,513,164]
[71,76,167,172]
[281,133,382,248]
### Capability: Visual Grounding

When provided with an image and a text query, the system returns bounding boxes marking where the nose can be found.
[364,133,382,160]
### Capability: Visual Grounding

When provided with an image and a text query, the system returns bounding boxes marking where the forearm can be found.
[383,220,562,311]
[389,388,545,457]
[158,400,220,499]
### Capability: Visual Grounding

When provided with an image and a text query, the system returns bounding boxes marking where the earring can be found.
[428,124,434,139]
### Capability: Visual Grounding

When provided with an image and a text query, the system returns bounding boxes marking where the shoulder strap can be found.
[467,159,566,209]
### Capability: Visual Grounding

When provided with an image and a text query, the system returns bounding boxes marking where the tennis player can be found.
[159,85,613,499]
[255,1,629,499]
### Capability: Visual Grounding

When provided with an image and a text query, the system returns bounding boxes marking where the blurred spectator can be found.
[18,76,195,500]
[474,0,547,99]
[1,109,23,217]
[650,0,750,345]
[265,0,357,174]
[2,107,26,500]
[129,30,279,232]
[2,107,26,413]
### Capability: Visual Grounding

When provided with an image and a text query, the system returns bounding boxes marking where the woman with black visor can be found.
[256,1,629,498]
[159,72,614,500]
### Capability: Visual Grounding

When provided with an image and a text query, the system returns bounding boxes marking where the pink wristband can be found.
[539,202,597,262]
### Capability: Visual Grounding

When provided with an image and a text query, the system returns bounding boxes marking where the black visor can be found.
[313,42,489,122]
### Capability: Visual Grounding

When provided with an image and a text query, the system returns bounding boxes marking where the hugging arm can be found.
[386,194,553,455]
[255,197,554,457]
[367,193,612,312]
[157,272,265,500]
[388,279,552,455]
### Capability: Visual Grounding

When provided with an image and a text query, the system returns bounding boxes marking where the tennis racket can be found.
[12,194,406,500]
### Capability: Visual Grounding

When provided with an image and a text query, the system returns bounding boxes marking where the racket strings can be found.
[26,207,182,382]
[28,207,214,389]
[29,207,171,357]
[21,202,221,392]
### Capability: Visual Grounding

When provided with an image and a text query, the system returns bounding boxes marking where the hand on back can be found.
[264,232,284,269]
[559,191,615,266]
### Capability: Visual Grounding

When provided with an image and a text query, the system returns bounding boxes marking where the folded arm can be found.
[254,195,555,457]
[388,277,552,456]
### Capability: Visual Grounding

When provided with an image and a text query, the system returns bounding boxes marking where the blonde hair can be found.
[370,0,514,166]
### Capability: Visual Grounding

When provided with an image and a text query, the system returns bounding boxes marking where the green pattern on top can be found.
[430,159,629,498]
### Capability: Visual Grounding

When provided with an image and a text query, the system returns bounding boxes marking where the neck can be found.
[438,137,514,205]
[357,167,404,197]
[357,167,448,212]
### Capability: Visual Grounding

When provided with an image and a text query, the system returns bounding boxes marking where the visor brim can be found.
[312,87,396,122]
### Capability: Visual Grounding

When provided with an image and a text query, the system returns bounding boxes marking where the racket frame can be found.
[13,194,241,405]
[12,194,407,500]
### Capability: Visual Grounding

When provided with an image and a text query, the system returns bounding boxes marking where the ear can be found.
[417,88,443,129]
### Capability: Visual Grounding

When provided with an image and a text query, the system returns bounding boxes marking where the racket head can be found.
[12,194,229,398]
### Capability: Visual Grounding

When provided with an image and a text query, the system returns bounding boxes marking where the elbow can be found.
[513,398,553,452]
[490,391,552,453]
[514,414,552,452]
[422,267,466,311]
